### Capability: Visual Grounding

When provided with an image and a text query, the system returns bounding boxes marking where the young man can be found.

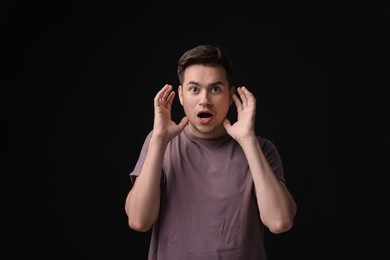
[125,44,297,259]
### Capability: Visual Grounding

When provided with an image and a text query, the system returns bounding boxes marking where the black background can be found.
[3,2,344,259]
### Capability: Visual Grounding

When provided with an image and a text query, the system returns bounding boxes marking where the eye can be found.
[210,86,221,93]
[189,86,199,93]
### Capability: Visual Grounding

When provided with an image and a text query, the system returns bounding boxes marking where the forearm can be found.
[125,137,168,232]
[239,137,297,234]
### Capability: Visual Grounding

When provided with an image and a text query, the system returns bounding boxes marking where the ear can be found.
[229,86,235,106]
[178,85,184,105]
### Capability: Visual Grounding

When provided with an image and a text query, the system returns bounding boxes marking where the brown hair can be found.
[177,44,233,87]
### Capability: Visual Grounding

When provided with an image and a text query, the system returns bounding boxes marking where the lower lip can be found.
[198,117,213,125]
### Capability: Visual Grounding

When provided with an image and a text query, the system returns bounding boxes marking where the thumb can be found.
[223,118,231,130]
[178,116,189,129]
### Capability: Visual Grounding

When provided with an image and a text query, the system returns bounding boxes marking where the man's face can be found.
[178,64,233,138]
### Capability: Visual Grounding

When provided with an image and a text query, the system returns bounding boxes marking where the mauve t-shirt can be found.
[130,126,285,260]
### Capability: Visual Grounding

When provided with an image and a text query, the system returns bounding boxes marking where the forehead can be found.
[183,64,227,84]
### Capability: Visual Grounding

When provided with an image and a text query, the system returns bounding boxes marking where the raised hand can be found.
[223,86,257,141]
[152,84,188,142]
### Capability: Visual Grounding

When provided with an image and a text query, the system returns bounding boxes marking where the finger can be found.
[154,84,171,107]
[222,118,231,129]
[166,91,175,110]
[154,89,164,107]
[232,94,243,112]
[161,84,172,104]
[241,87,256,106]
[177,116,189,129]
[237,87,248,107]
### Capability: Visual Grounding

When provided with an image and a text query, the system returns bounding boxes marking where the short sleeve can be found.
[129,130,153,184]
[259,137,286,183]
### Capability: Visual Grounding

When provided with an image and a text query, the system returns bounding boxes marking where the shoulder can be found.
[258,136,276,149]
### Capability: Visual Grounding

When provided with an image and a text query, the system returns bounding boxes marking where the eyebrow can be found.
[186,80,225,87]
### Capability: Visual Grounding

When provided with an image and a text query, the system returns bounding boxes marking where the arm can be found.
[125,84,188,232]
[223,86,297,234]
[239,137,297,234]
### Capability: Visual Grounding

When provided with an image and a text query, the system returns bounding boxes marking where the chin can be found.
[190,123,224,138]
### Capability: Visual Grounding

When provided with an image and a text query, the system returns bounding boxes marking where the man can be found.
[125,44,297,259]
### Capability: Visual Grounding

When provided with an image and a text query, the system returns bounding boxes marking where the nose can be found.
[198,89,210,107]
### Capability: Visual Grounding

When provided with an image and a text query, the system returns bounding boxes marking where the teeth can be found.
[198,113,211,118]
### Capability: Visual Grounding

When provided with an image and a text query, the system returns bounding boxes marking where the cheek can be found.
[217,96,231,108]
[222,99,232,115]
[182,99,196,109]
[181,93,196,105]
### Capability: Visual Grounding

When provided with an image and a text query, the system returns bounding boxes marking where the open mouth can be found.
[197,111,213,123]
[198,112,212,119]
